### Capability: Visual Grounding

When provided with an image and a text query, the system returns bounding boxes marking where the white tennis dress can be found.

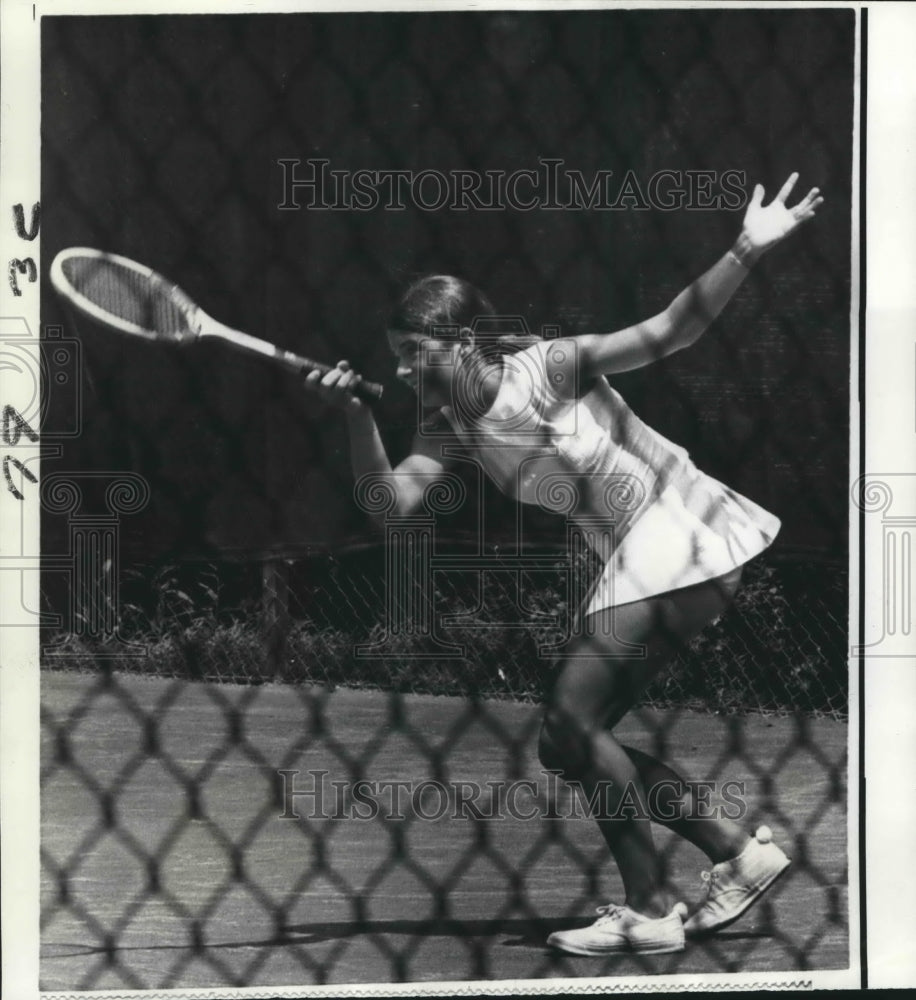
[441,340,780,613]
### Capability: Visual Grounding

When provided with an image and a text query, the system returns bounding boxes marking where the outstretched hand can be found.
[737,173,824,263]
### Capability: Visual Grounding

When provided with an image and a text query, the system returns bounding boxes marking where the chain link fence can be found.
[38,7,854,989]
[44,546,847,718]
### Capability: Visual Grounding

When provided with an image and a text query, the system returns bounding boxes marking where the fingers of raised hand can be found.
[791,186,824,223]
[775,171,800,204]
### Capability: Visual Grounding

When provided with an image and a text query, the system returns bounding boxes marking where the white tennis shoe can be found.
[683,826,791,938]
[547,901,688,956]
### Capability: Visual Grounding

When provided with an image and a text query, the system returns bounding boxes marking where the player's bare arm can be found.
[555,174,824,387]
[305,361,457,525]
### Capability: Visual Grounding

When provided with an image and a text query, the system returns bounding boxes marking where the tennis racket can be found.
[49,247,384,402]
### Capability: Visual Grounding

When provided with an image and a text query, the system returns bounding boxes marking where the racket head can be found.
[49,247,201,346]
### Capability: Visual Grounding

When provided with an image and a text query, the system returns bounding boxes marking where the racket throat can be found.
[202,321,301,371]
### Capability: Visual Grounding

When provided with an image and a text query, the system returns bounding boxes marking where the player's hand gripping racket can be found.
[49,247,384,403]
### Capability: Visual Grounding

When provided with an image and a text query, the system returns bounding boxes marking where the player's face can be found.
[387,330,464,407]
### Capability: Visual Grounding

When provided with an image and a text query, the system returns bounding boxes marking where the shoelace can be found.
[593,903,626,923]
[699,869,722,896]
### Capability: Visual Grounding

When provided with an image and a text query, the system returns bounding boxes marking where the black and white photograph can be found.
[2,0,913,995]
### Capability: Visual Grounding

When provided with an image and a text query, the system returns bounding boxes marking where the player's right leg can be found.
[617,745,792,937]
[620,745,750,863]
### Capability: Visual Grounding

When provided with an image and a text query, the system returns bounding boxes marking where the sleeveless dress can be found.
[441,340,780,613]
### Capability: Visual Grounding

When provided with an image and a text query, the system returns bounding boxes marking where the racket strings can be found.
[61,256,192,340]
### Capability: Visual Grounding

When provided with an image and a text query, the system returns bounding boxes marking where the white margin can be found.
[1,4,43,1000]
[863,2,916,990]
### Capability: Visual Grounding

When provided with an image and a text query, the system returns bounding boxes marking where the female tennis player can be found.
[306,172,822,956]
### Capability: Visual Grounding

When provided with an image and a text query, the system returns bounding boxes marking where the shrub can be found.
[40,554,847,716]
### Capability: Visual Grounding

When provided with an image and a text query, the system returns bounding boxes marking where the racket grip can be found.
[279,352,384,403]
[350,375,385,403]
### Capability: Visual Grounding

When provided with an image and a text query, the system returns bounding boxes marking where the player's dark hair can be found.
[388,275,540,355]
[389,275,492,333]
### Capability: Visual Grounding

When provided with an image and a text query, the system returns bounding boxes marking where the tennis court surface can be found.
[40,670,848,990]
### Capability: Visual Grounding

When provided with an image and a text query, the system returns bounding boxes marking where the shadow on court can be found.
[40,671,849,989]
